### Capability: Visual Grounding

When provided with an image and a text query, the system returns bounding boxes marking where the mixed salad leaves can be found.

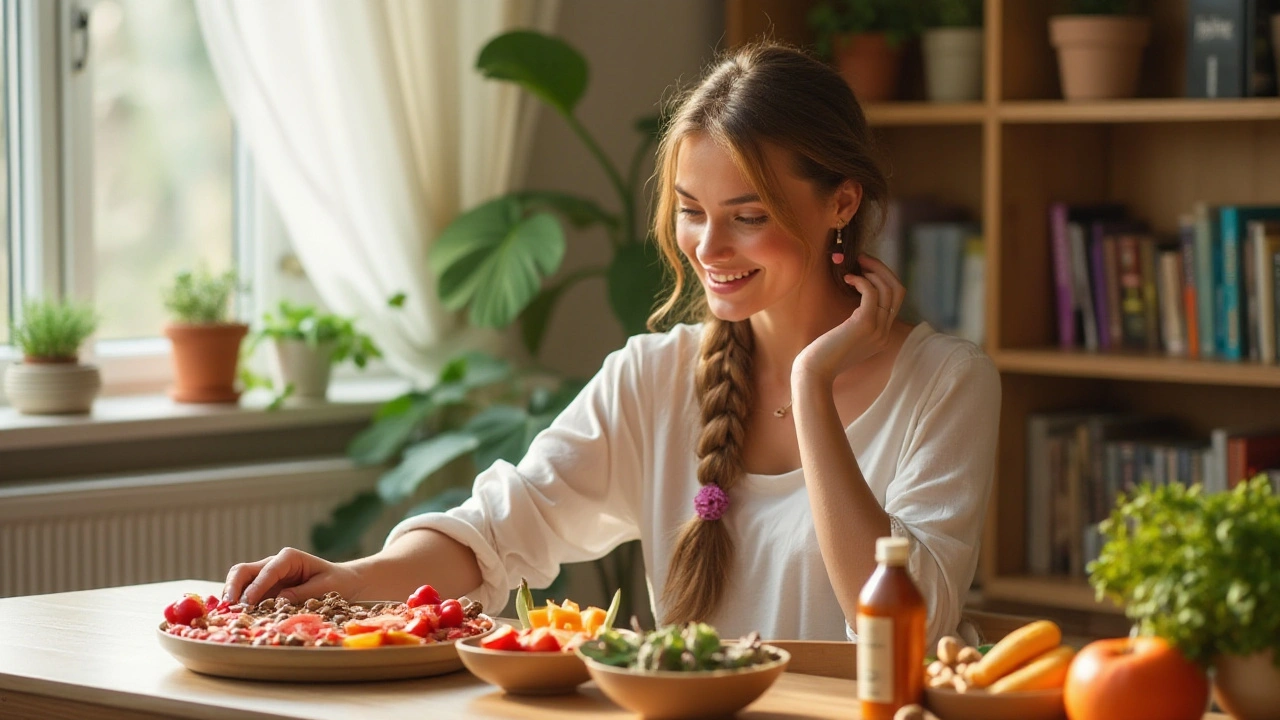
[577,622,777,672]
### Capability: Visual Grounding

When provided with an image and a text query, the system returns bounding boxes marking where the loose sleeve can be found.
[382,337,650,614]
[882,351,1001,646]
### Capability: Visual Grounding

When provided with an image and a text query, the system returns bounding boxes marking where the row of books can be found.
[1026,411,1280,578]
[874,197,984,345]
[1051,202,1280,362]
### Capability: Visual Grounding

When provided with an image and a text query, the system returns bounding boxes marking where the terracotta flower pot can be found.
[3,359,100,414]
[164,323,248,404]
[1213,650,1280,720]
[833,32,903,103]
[923,27,984,102]
[268,339,335,401]
[1050,15,1150,100]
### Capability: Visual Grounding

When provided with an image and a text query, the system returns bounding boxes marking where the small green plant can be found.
[11,299,98,361]
[1063,0,1143,15]
[162,267,240,324]
[926,0,983,28]
[245,301,382,369]
[807,0,921,57]
[1089,477,1280,667]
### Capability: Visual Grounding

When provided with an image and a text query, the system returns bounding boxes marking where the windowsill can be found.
[0,375,412,451]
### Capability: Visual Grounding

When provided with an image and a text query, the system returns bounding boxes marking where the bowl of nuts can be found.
[921,621,1071,720]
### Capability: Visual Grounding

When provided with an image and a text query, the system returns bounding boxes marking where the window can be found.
[89,0,234,341]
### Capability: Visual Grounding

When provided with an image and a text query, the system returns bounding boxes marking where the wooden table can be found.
[0,580,1232,720]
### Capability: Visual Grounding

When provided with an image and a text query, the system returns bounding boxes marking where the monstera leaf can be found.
[607,240,667,336]
[476,31,588,116]
[430,196,567,329]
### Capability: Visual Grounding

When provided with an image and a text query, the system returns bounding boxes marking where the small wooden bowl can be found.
[924,685,1066,720]
[578,645,790,720]
[455,635,590,695]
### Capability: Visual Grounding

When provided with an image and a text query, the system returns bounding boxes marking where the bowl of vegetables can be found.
[575,623,790,720]
[456,581,621,695]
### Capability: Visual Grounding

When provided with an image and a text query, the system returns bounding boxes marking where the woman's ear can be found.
[833,180,863,224]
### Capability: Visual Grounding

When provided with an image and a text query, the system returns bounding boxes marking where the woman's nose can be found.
[696,222,733,265]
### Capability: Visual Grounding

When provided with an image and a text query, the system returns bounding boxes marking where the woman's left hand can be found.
[794,254,906,385]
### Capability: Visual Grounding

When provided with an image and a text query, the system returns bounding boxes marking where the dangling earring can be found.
[831,220,845,265]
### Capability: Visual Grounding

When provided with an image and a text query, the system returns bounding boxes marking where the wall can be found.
[523,0,725,379]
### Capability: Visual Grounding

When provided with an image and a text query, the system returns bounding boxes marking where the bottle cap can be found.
[875,536,909,565]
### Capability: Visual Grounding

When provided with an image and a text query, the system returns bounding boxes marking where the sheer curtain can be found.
[196,0,559,384]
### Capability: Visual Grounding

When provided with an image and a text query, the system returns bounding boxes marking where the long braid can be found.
[661,317,753,624]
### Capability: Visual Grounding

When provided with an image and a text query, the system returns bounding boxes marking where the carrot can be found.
[987,645,1075,694]
[965,620,1062,689]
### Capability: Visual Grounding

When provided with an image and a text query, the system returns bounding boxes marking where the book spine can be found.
[1091,231,1113,352]
[1104,235,1125,350]
[1050,203,1076,348]
[1256,225,1278,363]
[1160,250,1188,356]
[1195,203,1217,358]
[1118,235,1146,349]
[1274,250,1280,363]
[1070,223,1099,351]
[1245,220,1261,361]
[1222,206,1244,360]
[1180,215,1201,358]
[1140,236,1160,352]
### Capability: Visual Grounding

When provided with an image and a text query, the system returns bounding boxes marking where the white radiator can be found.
[0,458,382,598]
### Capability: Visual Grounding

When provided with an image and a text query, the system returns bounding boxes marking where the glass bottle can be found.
[856,536,926,719]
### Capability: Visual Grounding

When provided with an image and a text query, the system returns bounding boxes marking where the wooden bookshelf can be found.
[726,0,1280,619]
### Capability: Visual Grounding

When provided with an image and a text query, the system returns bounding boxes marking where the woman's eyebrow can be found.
[675,185,762,206]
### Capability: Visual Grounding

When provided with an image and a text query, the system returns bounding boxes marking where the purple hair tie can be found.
[694,484,729,521]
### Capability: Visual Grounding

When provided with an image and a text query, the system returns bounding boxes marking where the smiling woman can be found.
[222,41,1000,655]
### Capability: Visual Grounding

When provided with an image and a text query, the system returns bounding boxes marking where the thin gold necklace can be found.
[773,399,793,418]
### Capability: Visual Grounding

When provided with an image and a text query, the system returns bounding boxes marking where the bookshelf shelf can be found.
[864,102,987,127]
[999,98,1280,124]
[995,349,1280,388]
[983,576,1124,615]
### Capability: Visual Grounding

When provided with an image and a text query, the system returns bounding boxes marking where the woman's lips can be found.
[705,268,759,294]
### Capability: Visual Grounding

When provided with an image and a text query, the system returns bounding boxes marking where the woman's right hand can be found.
[222,547,365,607]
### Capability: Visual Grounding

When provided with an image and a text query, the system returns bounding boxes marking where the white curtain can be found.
[196,0,559,385]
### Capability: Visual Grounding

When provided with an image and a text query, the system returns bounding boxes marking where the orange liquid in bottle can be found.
[856,536,926,720]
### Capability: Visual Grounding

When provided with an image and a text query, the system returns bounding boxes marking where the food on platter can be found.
[924,620,1072,694]
[159,585,492,648]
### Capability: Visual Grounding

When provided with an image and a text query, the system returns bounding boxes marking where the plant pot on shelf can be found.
[268,339,335,402]
[165,323,248,404]
[1213,650,1280,720]
[923,27,984,102]
[1049,15,1150,100]
[3,358,101,414]
[833,32,903,103]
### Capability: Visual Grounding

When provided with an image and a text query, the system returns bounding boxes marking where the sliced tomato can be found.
[480,625,522,651]
[518,627,561,653]
[343,613,407,636]
[275,613,327,640]
[405,616,434,638]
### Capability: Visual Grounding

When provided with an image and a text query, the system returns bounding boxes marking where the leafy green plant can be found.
[11,299,98,361]
[1089,477,1280,667]
[162,267,240,324]
[925,0,983,28]
[428,30,666,358]
[245,301,382,369]
[807,0,922,57]
[1062,0,1143,15]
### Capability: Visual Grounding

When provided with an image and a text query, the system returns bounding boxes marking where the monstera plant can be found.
[314,30,661,617]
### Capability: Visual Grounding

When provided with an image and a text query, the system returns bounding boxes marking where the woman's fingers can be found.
[845,273,878,317]
[223,557,271,604]
[859,254,906,324]
[239,547,320,606]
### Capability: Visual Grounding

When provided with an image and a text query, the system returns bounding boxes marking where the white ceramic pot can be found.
[1213,650,1280,720]
[268,339,334,401]
[4,361,101,414]
[923,27,984,102]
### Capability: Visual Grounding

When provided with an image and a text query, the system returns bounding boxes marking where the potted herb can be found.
[1050,0,1150,100]
[4,299,100,414]
[243,300,382,403]
[922,0,984,102]
[162,267,246,404]
[808,0,919,102]
[1089,477,1280,720]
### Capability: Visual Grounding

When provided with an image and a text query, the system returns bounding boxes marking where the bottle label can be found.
[856,614,894,704]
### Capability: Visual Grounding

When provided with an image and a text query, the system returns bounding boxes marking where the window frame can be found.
[2,0,261,397]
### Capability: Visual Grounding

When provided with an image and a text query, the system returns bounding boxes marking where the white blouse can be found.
[385,322,1001,645]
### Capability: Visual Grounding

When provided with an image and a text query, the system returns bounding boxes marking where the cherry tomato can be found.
[205,595,221,613]
[170,595,205,626]
[406,584,442,608]
[480,625,522,651]
[163,602,181,625]
[405,616,435,638]
[438,599,464,628]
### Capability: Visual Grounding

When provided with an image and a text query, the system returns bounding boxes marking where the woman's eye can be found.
[737,215,768,226]
[678,208,703,218]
